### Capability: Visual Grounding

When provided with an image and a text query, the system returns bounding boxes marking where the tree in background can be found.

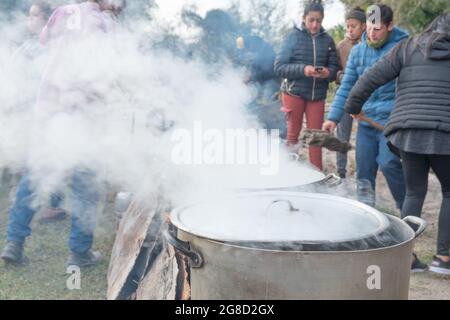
[328,24,346,43]
[339,0,449,34]
[124,0,157,20]
[240,0,290,47]
[180,0,291,54]
[0,0,19,21]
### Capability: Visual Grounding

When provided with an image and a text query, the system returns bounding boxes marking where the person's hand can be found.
[304,65,318,77]
[315,67,331,79]
[351,112,364,120]
[336,71,343,84]
[322,120,337,133]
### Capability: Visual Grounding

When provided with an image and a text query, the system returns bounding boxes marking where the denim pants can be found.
[6,169,100,254]
[50,191,64,209]
[355,124,406,209]
[336,112,354,177]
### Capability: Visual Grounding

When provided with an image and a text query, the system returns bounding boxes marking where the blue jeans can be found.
[336,112,354,177]
[356,124,406,209]
[50,191,64,209]
[6,170,100,254]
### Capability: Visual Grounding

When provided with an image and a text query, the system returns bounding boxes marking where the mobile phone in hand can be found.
[315,67,324,73]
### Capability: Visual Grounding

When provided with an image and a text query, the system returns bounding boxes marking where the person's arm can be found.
[274,32,307,80]
[326,47,360,123]
[325,37,339,82]
[249,52,275,83]
[251,63,275,83]
[40,7,61,45]
[335,41,345,85]
[345,40,406,115]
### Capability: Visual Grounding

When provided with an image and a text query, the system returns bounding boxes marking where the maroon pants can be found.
[281,93,325,170]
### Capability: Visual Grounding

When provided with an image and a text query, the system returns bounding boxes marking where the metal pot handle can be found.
[266,199,299,214]
[403,216,427,239]
[323,173,342,187]
[164,227,203,268]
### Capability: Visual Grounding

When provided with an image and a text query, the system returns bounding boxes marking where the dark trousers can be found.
[400,151,450,256]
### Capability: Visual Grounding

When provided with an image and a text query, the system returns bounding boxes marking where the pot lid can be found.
[170,192,390,243]
[212,162,325,190]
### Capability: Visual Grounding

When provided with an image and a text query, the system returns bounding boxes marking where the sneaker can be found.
[1,241,28,265]
[429,256,450,275]
[67,250,102,268]
[38,208,67,224]
[411,253,428,273]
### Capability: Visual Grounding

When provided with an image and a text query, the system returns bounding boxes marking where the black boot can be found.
[411,253,428,273]
[67,250,102,268]
[1,241,28,265]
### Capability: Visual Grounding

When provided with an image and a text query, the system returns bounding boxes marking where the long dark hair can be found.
[417,13,450,59]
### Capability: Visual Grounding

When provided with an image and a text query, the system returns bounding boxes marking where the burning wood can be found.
[136,245,178,300]
[135,246,191,300]
[107,198,159,300]
[107,196,191,300]
[301,129,352,153]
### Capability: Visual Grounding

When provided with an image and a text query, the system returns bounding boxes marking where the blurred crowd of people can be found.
[0,0,449,276]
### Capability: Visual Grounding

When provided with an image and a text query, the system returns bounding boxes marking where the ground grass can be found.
[0,187,116,300]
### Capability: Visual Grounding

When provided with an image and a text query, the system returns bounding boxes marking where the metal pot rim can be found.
[235,173,341,192]
[170,191,391,244]
[172,215,417,254]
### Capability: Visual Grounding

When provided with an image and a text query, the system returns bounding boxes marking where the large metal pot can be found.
[224,158,341,193]
[166,191,426,300]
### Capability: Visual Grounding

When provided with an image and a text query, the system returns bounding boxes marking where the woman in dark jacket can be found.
[345,13,450,275]
[274,0,338,170]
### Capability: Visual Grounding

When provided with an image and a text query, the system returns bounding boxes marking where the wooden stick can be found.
[358,115,385,131]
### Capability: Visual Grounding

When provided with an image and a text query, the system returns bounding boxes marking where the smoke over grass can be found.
[0,4,259,209]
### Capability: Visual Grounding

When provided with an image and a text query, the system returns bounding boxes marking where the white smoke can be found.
[0,8,254,209]
[0,1,328,218]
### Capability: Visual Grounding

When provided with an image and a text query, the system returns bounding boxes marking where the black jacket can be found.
[235,35,277,84]
[274,24,338,101]
[345,32,450,136]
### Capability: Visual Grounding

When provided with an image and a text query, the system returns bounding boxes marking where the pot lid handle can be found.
[265,199,300,215]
